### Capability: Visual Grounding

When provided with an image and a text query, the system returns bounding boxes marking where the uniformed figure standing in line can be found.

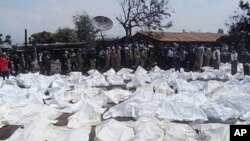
[98,47,106,70]
[12,53,20,75]
[38,52,44,74]
[140,48,147,68]
[230,49,238,75]
[42,51,51,76]
[116,46,122,69]
[124,47,130,68]
[19,53,25,73]
[133,46,140,68]
[61,51,69,75]
[105,47,111,69]
[69,49,78,71]
[110,47,118,70]
[89,48,97,69]
[76,49,83,73]
[212,47,221,70]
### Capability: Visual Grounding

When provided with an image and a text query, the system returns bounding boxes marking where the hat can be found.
[64,51,68,54]
[125,47,129,50]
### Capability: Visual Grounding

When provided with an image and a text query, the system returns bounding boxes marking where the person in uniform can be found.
[116,46,122,69]
[133,46,141,68]
[61,51,69,75]
[110,47,118,70]
[89,48,97,69]
[212,47,221,70]
[69,49,78,71]
[19,53,25,73]
[105,47,111,69]
[230,49,238,75]
[42,51,51,76]
[12,53,20,75]
[140,47,147,68]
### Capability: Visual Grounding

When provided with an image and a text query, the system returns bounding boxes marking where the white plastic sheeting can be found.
[201,103,240,121]
[131,116,165,141]
[198,124,230,141]
[104,85,208,121]
[117,68,134,81]
[95,116,198,141]
[95,119,134,141]
[0,63,249,140]
[67,100,105,128]
[153,82,174,96]
[7,119,91,141]
[103,89,132,104]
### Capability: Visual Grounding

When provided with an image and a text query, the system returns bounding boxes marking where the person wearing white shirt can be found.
[230,50,238,75]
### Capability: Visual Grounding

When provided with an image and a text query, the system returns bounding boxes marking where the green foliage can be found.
[4,35,12,45]
[29,31,55,44]
[117,0,172,37]
[54,27,78,42]
[73,12,96,42]
[217,28,224,34]
[228,0,250,41]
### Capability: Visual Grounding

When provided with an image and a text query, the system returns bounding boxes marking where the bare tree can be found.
[116,0,172,37]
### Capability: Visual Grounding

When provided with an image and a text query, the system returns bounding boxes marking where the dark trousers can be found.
[231,61,238,75]
[213,59,219,70]
[2,71,9,80]
[243,63,249,76]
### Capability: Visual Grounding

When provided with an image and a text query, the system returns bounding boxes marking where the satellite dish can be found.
[91,16,113,31]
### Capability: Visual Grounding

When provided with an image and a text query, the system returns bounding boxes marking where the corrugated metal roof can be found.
[135,31,228,42]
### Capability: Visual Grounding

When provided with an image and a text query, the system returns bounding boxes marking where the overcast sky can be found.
[0,0,248,44]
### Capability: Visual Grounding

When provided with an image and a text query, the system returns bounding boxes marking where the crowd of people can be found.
[1,41,250,80]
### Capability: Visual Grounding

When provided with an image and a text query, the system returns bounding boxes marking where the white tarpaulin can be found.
[95,119,134,141]
[104,86,208,121]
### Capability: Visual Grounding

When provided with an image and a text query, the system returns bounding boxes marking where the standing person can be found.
[174,48,181,72]
[19,53,25,73]
[204,47,212,66]
[140,47,147,68]
[27,54,33,72]
[0,53,10,80]
[105,47,111,69]
[230,49,238,75]
[221,45,229,63]
[89,48,97,69]
[212,47,221,70]
[116,46,122,70]
[61,51,69,75]
[187,47,197,71]
[242,49,250,76]
[110,47,118,70]
[38,52,44,74]
[180,47,188,69]
[81,49,88,71]
[42,52,51,76]
[12,53,20,75]
[197,45,205,70]
[147,45,155,70]
[167,47,174,69]
[69,49,77,71]
[124,47,130,68]
[133,46,140,68]
[76,49,83,73]
[98,47,105,70]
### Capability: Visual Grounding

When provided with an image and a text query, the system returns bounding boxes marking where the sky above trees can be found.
[0,0,249,44]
